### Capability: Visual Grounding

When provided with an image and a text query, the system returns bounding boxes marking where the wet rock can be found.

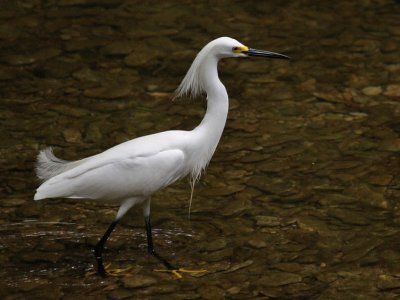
[327,208,369,226]
[255,216,281,227]
[377,274,400,290]
[367,174,393,186]
[197,285,226,300]
[124,45,161,67]
[257,271,302,287]
[18,285,64,300]
[16,202,40,217]
[51,104,89,117]
[362,86,382,96]
[296,215,332,235]
[226,286,241,295]
[199,238,227,251]
[220,199,251,216]
[83,82,132,99]
[101,41,137,56]
[317,193,357,206]
[108,288,133,300]
[64,39,106,52]
[342,237,383,263]
[379,138,400,152]
[0,197,26,207]
[63,128,82,143]
[224,260,253,273]
[5,54,36,66]
[247,176,299,196]
[142,284,179,295]
[72,68,101,82]
[20,251,61,263]
[380,249,400,262]
[316,272,339,283]
[40,240,65,252]
[345,184,389,209]
[122,275,157,289]
[203,184,245,198]
[0,24,20,40]
[205,248,234,262]
[33,47,62,61]
[84,123,103,142]
[384,84,400,97]
[247,237,267,248]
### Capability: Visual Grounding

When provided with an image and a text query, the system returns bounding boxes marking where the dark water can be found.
[1,0,400,299]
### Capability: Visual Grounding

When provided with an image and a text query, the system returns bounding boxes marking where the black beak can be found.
[244,48,289,59]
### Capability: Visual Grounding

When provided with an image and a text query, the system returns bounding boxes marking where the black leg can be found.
[145,216,175,270]
[94,220,119,277]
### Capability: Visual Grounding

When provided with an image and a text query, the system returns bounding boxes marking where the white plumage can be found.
[33,37,288,276]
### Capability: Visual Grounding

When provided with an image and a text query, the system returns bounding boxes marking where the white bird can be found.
[34,37,288,277]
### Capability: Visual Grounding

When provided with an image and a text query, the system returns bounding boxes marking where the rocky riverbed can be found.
[1,0,400,299]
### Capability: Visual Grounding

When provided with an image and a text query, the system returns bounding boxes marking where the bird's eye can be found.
[232,46,242,53]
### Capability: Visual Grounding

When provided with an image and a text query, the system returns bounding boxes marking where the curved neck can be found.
[185,53,229,182]
[195,55,229,133]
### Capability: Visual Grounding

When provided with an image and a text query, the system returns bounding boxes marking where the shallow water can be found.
[1,0,400,299]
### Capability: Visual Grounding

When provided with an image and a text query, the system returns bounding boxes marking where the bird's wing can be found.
[35,149,186,200]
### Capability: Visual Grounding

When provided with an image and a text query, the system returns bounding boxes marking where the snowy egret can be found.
[34,37,288,277]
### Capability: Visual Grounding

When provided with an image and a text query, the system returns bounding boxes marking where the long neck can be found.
[188,55,229,181]
[194,55,229,136]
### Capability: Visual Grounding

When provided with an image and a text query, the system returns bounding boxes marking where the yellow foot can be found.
[86,263,135,277]
[154,268,207,279]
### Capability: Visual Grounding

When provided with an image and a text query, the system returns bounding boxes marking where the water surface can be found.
[1,0,400,299]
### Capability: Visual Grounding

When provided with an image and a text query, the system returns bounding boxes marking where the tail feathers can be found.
[36,147,71,182]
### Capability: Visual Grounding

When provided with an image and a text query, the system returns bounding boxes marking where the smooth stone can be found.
[197,285,226,300]
[247,176,299,196]
[72,68,101,82]
[101,41,136,56]
[255,216,281,227]
[327,208,369,226]
[224,260,253,273]
[20,251,61,263]
[247,238,268,248]
[5,54,36,66]
[0,197,26,207]
[64,39,105,52]
[140,284,178,295]
[384,85,400,97]
[318,193,357,205]
[63,128,82,143]
[16,203,40,217]
[83,83,132,99]
[124,46,161,67]
[379,138,400,152]
[220,199,251,216]
[200,238,227,251]
[108,288,133,300]
[377,275,400,290]
[367,174,393,186]
[380,249,400,261]
[0,24,21,40]
[257,271,302,287]
[362,86,382,96]
[342,237,383,263]
[122,275,157,289]
[205,248,233,262]
[84,123,103,142]
[50,104,89,117]
[33,47,62,61]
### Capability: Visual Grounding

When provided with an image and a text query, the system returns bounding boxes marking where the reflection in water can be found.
[1,0,400,299]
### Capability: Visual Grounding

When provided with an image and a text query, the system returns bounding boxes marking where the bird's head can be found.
[175,37,289,99]
[212,37,289,60]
